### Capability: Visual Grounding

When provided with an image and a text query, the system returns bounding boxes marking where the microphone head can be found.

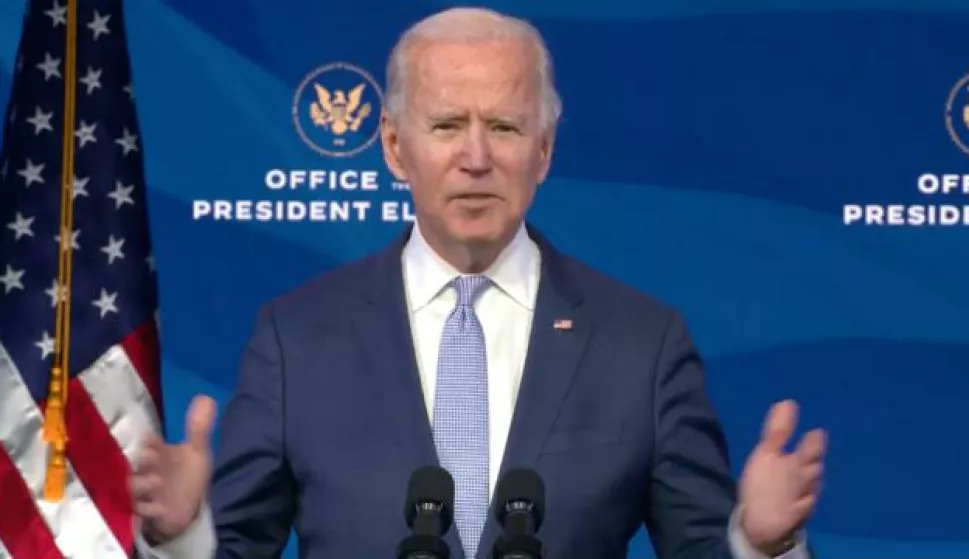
[494,468,545,531]
[404,466,455,531]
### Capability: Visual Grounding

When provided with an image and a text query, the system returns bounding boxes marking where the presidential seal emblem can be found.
[945,72,969,156]
[292,62,383,158]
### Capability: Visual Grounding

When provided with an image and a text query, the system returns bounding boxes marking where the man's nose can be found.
[459,125,492,175]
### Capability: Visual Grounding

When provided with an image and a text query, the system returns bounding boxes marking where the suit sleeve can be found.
[643,309,736,559]
[208,303,297,557]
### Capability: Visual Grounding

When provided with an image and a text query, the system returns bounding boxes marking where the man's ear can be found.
[380,111,407,181]
[536,127,556,184]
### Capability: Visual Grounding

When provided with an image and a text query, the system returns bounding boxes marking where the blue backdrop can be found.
[2,0,969,557]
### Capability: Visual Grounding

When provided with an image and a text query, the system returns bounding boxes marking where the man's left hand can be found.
[738,399,826,555]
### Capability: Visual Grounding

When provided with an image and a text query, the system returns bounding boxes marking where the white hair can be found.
[383,7,562,131]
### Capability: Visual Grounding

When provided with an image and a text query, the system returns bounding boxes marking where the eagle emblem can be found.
[309,83,372,136]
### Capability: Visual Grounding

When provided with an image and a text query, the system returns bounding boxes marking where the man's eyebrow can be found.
[427,111,467,121]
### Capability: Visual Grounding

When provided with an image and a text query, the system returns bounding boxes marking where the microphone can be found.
[490,468,546,559]
[397,466,454,559]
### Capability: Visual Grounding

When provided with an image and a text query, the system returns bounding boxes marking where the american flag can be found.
[0,1,163,558]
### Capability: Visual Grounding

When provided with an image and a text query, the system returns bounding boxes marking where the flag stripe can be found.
[0,449,64,559]
[0,343,63,559]
[0,343,128,559]
[78,334,162,462]
[57,377,135,553]
[119,320,163,422]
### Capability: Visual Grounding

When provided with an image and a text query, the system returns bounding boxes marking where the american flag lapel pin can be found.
[553,318,573,331]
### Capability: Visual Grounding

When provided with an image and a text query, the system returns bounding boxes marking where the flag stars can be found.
[1,265,25,294]
[101,235,125,264]
[87,11,111,40]
[8,105,17,126]
[109,181,135,208]
[7,212,35,240]
[123,83,134,100]
[79,67,102,95]
[45,1,67,27]
[26,106,54,134]
[46,279,67,308]
[36,52,61,80]
[72,175,90,199]
[146,254,156,272]
[75,120,97,147]
[17,159,45,186]
[55,228,81,251]
[92,288,118,318]
[36,331,55,360]
[115,128,138,155]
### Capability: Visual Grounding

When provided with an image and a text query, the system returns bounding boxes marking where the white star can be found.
[45,279,67,308]
[8,105,16,126]
[26,106,53,134]
[7,212,35,240]
[36,331,55,360]
[75,120,97,147]
[54,228,81,251]
[87,11,111,40]
[45,1,66,27]
[92,288,118,318]
[79,66,102,95]
[108,181,135,208]
[101,235,125,264]
[146,254,156,272]
[72,175,90,199]
[123,83,134,100]
[36,52,61,81]
[115,127,139,155]
[17,159,45,186]
[0,265,25,294]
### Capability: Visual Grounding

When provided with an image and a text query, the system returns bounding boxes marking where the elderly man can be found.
[133,7,825,559]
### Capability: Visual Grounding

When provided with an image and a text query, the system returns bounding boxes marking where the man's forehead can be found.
[410,38,534,74]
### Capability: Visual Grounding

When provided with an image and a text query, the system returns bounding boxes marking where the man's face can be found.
[381,38,553,251]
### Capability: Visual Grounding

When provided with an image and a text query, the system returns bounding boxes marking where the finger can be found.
[760,399,798,452]
[134,500,167,520]
[130,473,163,502]
[133,442,161,474]
[796,428,827,463]
[185,394,217,453]
[800,462,823,484]
[790,494,818,523]
[797,463,824,497]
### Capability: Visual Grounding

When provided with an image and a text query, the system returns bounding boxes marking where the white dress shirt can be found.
[137,220,808,559]
[402,220,539,498]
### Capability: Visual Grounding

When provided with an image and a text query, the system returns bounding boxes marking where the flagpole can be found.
[43,0,80,503]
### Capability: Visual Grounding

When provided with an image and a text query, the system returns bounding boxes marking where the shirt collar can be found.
[402,220,539,312]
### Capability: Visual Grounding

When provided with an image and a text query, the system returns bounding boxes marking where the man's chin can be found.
[447,222,508,247]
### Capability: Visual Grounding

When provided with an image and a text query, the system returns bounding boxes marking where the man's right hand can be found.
[131,395,218,545]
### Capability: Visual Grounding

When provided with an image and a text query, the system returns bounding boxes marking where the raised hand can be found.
[738,400,826,554]
[131,395,217,544]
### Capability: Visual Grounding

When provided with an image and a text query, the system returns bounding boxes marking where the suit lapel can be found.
[478,228,592,557]
[352,228,468,557]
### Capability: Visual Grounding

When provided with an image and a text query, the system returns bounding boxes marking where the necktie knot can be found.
[453,275,489,308]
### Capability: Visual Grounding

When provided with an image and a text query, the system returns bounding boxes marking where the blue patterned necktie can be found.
[433,274,491,558]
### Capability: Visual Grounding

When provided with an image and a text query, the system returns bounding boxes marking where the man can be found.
[132,7,825,559]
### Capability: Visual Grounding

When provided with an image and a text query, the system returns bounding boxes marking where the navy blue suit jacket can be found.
[209,224,737,558]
